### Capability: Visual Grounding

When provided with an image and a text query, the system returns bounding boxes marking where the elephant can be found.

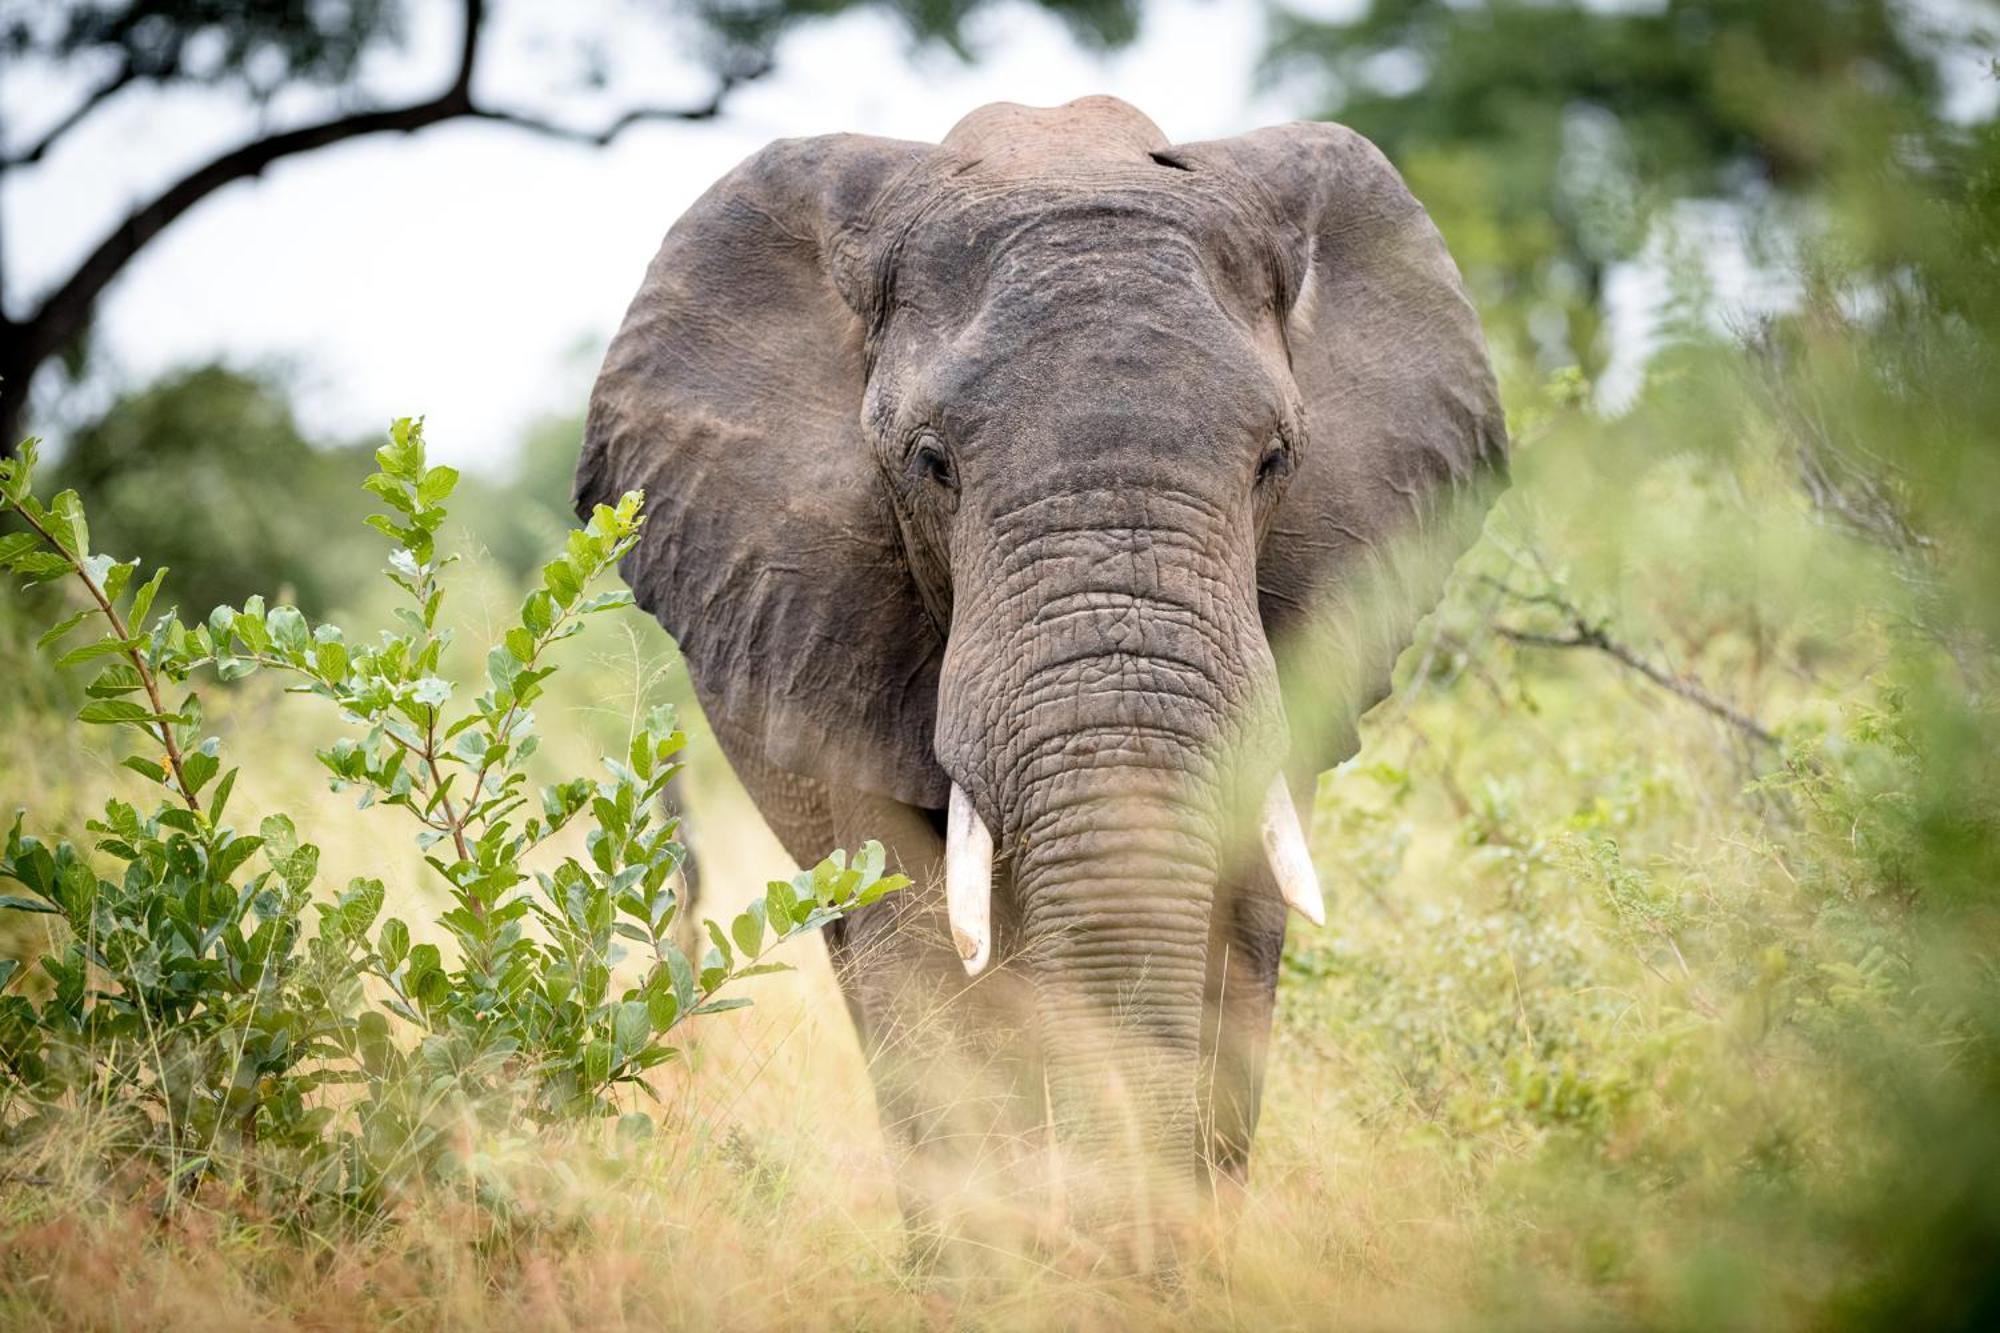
[575,96,1506,1272]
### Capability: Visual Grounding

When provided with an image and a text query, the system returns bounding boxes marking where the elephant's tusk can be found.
[1261,775,1326,927]
[946,783,994,976]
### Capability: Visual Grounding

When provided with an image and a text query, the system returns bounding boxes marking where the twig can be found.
[1477,565,1781,749]
[2,63,138,170]
[7,504,201,809]
[1495,621,1779,748]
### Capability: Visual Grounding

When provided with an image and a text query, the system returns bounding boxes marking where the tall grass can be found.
[4,119,1997,1333]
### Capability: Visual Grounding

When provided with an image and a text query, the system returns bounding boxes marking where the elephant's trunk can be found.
[1013,758,1219,1265]
[930,472,1313,1267]
[935,485,1298,1267]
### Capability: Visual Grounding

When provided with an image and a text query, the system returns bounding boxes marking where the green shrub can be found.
[0,421,905,1209]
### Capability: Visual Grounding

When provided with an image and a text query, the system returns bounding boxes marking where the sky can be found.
[4,0,1356,469]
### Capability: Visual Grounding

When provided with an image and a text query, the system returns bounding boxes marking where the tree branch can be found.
[5,0,756,405]
[1493,616,1780,748]
[0,0,772,451]
[465,57,774,144]
[2,62,139,171]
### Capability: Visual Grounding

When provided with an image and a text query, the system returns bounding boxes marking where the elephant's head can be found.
[579,97,1504,1251]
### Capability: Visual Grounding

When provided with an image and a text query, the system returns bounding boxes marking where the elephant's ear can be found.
[1176,121,1509,777]
[576,134,949,809]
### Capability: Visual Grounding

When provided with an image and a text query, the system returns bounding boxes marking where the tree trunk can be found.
[0,323,35,454]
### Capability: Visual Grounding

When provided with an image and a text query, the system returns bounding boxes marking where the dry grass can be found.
[1,455,1987,1329]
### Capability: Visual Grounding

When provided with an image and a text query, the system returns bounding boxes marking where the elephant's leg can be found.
[1198,865,1287,1208]
[704,726,1045,1259]
[822,787,1048,1266]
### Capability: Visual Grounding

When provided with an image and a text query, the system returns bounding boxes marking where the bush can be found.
[0,421,905,1211]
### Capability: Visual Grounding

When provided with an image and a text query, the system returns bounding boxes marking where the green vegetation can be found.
[1267,0,1993,379]
[0,2,1995,1326]
[0,422,905,1216]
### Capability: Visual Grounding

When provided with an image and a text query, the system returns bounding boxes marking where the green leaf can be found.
[765,877,800,929]
[379,918,410,969]
[211,768,239,822]
[0,895,58,915]
[0,532,39,565]
[542,558,582,608]
[100,560,134,609]
[121,755,167,784]
[314,638,350,681]
[731,901,765,959]
[48,489,87,557]
[704,918,734,972]
[375,421,425,482]
[181,745,220,795]
[646,986,679,1032]
[418,465,460,507]
[266,605,310,655]
[363,472,417,513]
[612,999,650,1059]
[127,567,168,630]
[521,589,555,635]
[36,607,92,650]
[583,1039,614,1087]
[76,699,151,726]
[9,551,72,584]
[856,873,910,909]
[56,637,140,669]
[87,663,144,697]
[664,942,695,1014]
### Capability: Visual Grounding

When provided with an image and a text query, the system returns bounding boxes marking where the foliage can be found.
[51,365,378,617]
[1265,0,1989,376]
[1,0,396,87]
[0,420,905,1208]
[452,409,597,582]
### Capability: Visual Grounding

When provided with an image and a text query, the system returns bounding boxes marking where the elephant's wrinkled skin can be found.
[577,96,1506,1270]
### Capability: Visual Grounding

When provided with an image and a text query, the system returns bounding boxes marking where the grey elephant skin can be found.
[576,96,1506,1270]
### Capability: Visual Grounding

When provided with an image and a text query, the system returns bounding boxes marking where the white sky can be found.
[4,0,1351,468]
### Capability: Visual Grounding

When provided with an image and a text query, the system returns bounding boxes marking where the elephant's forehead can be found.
[893,175,1280,325]
[908,286,1293,457]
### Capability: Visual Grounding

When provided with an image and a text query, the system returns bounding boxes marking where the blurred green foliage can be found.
[52,366,378,617]
[1263,3,2000,1325]
[1267,0,1991,380]
[46,364,598,619]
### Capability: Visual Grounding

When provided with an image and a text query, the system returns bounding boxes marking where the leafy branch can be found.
[0,417,906,1202]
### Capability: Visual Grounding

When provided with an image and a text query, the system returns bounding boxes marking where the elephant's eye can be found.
[914,437,958,491]
[1257,441,1294,487]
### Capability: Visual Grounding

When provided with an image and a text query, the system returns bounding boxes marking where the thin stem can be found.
[10,505,200,811]
[422,711,473,866]
[465,598,581,818]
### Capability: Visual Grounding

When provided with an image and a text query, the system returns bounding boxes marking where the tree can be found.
[52,363,379,615]
[1264,0,1982,378]
[0,0,1141,450]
